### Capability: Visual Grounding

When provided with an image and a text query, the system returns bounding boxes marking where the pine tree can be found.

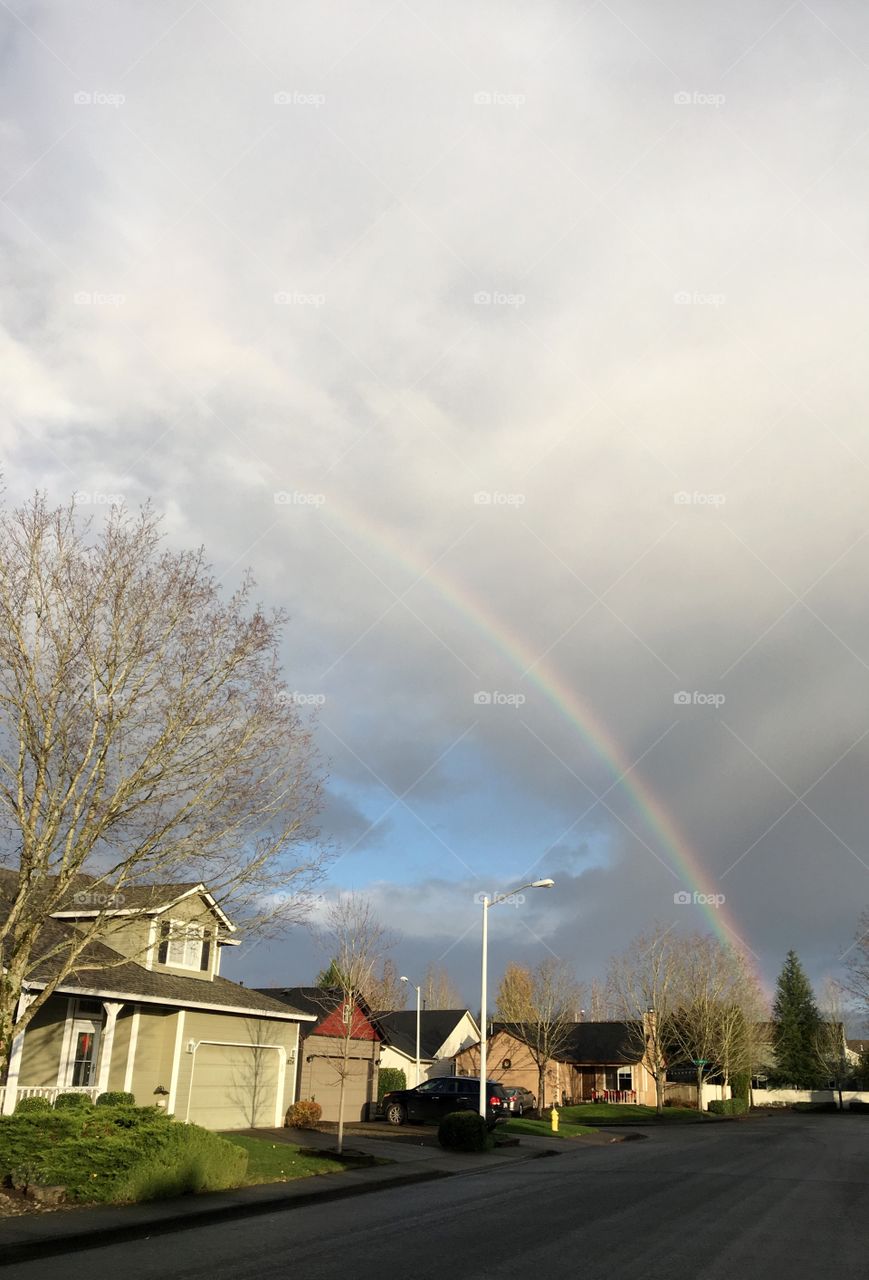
[771,950,823,1087]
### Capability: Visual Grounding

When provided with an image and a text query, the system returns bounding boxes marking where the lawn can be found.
[503,1117,597,1138]
[557,1103,705,1124]
[220,1136,352,1183]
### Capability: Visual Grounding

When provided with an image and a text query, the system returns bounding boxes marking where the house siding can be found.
[128,1006,179,1106]
[106,1006,135,1092]
[17,995,68,1086]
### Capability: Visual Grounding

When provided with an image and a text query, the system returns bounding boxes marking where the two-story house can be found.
[0,871,314,1129]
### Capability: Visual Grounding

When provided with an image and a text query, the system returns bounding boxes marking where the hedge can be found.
[285,1100,322,1129]
[707,1098,748,1116]
[14,1097,52,1115]
[0,1106,247,1203]
[54,1092,94,1111]
[438,1111,491,1153]
[96,1091,135,1107]
[377,1068,407,1102]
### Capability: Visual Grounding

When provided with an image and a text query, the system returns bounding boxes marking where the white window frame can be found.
[60,1000,104,1088]
[160,919,208,971]
[617,1066,633,1092]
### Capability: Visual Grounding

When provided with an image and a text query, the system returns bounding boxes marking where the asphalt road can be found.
[5,1115,868,1280]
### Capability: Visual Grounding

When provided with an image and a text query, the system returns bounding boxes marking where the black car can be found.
[382,1077,509,1128]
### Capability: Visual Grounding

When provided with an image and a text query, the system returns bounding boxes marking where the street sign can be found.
[692,1059,708,1066]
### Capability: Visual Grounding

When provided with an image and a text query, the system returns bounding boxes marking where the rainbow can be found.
[318,500,753,957]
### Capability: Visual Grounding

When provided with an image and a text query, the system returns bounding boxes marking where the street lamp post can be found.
[478,879,554,1119]
[400,975,422,1086]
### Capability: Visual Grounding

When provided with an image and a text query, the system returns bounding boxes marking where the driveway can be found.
[4,1114,868,1279]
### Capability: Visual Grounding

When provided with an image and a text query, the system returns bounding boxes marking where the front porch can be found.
[0,1084,100,1111]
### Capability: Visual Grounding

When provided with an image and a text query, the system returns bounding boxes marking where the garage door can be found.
[187,1043,281,1130]
[308,1057,371,1122]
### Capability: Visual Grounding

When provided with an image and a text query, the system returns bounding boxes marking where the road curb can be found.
[0,1168,453,1266]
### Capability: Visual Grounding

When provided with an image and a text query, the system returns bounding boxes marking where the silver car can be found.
[500,1085,536,1115]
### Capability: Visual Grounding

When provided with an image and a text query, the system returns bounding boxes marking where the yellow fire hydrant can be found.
[551,1106,559,1133]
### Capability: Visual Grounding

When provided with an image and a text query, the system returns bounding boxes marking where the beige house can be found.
[376,1010,480,1086]
[1,875,314,1129]
[454,1021,659,1107]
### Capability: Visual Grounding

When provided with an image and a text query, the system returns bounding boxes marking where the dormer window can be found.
[157,920,211,971]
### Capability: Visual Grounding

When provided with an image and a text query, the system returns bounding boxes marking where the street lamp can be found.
[479,879,554,1119]
[400,975,422,1086]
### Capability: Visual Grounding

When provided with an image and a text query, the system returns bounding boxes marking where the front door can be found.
[68,1019,101,1087]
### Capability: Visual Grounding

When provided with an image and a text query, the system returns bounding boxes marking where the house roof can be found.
[2,885,313,1022]
[374,1009,474,1060]
[256,986,380,1029]
[0,868,236,930]
[491,1020,645,1065]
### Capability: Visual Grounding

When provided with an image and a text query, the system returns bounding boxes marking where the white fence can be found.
[753,1088,869,1107]
[0,1085,100,1112]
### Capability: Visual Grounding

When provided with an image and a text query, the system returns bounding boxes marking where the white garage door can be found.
[308,1057,371,1122]
[187,1043,281,1130]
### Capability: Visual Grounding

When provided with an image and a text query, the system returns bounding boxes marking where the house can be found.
[453,1020,658,1107]
[375,1009,479,1086]
[0,871,314,1129]
[257,986,382,1122]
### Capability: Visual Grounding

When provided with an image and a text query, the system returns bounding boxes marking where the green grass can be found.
[503,1117,597,1138]
[557,1103,704,1124]
[220,1135,351,1183]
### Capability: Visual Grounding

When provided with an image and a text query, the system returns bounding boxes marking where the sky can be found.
[3,0,869,1013]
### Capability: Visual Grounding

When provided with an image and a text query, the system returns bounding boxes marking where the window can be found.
[156,920,210,971]
[71,1029,98,1086]
[618,1068,633,1092]
[63,1003,103,1088]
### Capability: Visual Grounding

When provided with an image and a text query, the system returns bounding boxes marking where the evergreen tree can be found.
[771,950,823,1087]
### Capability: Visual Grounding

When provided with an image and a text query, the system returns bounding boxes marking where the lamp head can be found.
[400,975,409,983]
[532,878,555,888]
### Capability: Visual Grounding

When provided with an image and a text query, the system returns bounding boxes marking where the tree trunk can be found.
[538,1064,546,1111]
[696,1065,704,1112]
[655,1072,664,1114]
[337,1072,346,1154]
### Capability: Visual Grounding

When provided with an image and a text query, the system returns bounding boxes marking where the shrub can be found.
[0,1106,247,1203]
[54,1092,94,1111]
[96,1091,135,1107]
[377,1068,407,1102]
[14,1096,52,1115]
[438,1110,491,1153]
[707,1098,748,1116]
[730,1073,751,1107]
[285,1100,322,1129]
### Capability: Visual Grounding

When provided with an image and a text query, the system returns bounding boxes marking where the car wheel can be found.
[385,1101,407,1126]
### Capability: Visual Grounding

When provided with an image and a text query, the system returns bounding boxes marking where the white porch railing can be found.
[0,1085,101,1111]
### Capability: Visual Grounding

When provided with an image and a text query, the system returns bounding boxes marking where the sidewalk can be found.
[0,1130,573,1265]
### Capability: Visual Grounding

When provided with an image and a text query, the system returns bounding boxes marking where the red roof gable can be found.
[314,998,380,1040]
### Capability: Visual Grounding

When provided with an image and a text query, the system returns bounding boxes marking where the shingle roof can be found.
[492,1020,645,1065]
[374,1010,473,1060]
[257,986,382,1032]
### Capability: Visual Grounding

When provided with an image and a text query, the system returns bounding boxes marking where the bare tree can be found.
[588,978,614,1021]
[317,894,392,1154]
[813,980,852,1110]
[607,926,683,1114]
[844,908,869,1020]
[364,957,408,1011]
[495,959,579,1109]
[0,496,326,1076]
[421,963,461,1010]
[666,934,757,1111]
